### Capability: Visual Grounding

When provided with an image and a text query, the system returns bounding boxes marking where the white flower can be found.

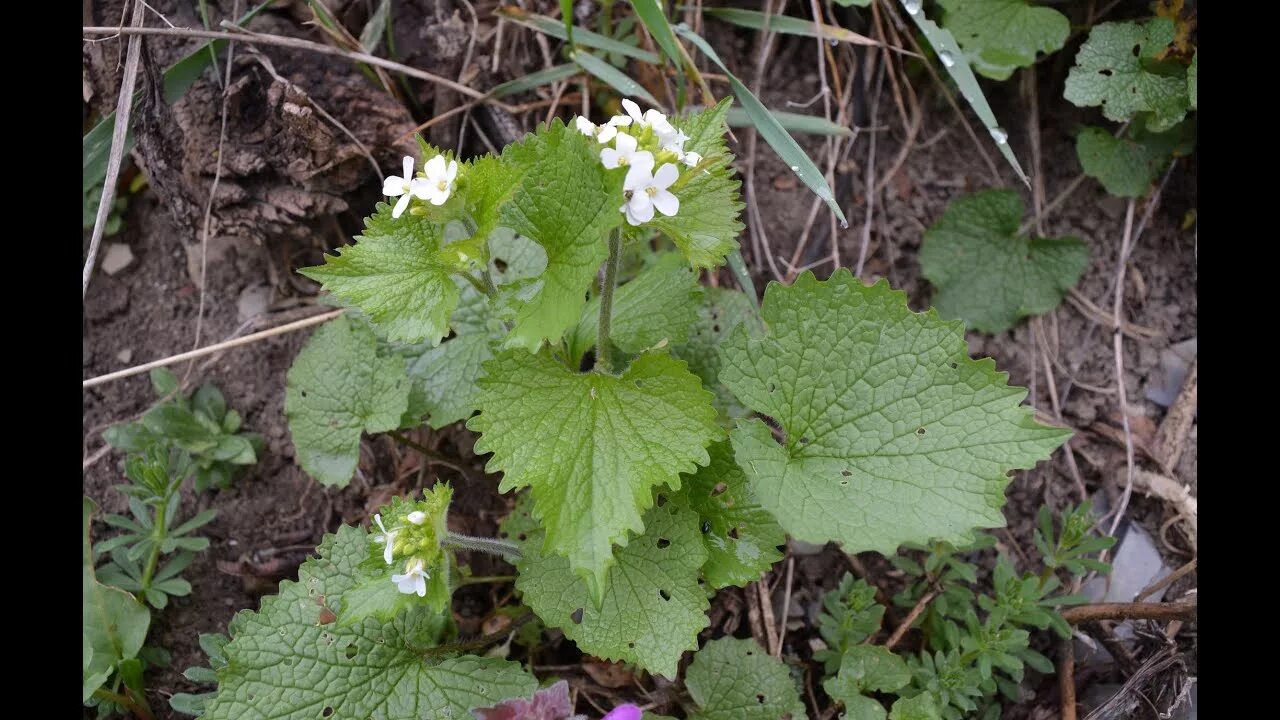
[574,116,617,144]
[382,156,433,219]
[620,98,646,126]
[372,513,397,565]
[621,162,680,226]
[600,134,654,171]
[607,114,633,127]
[683,151,703,167]
[419,155,458,206]
[391,558,430,597]
[406,511,427,525]
[660,128,690,155]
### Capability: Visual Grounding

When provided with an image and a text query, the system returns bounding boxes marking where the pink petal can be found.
[602,705,642,720]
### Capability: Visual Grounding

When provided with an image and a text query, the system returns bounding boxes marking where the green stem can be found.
[458,271,492,298]
[595,229,622,372]
[458,574,517,586]
[443,531,523,561]
[93,688,156,720]
[140,495,169,593]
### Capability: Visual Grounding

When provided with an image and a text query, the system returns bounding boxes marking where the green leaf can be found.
[825,646,912,707]
[631,0,686,70]
[496,7,663,64]
[920,189,1089,333]
[1187,51,1197,110]
[1076,124,1188,198]
[1064,19,1189,132]
[571,252,703,363]
[469,350,721,602]
[200,525,537,719]
[574,50,662,106]
[673,440,784,589]
[720,270,1070,555]
[284,316,410,487]
[499,120,625,350]
[701,7,879,46]
[938,0,1069,81]
[516,503,709,678]
[301,201,460,345]
[814,574,886,672]
[652,98,744,269]
[151,367,179,397]
[897,3,1028,185]
[445,153,526,265]
[890,693,943,720]
[675,25,847,225]
[83,498,150,702]
[673,287,760,420]
[726,106,854,137]
[685,637,806,720]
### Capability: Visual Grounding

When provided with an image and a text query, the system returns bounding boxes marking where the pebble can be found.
[101,243,135,275]
[116,348,133,364]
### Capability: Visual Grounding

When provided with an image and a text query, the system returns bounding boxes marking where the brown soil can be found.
[83,2,1196,718]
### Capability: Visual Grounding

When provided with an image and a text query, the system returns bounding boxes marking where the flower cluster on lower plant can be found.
[574,98,702,226]
[370,484,453,596]
[382,154,459,218]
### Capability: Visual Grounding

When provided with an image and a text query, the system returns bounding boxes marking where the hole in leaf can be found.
[517,533,527,542]
[916,427,926,435]
[841,470,852,477]
[949,361,958,369]
[344,643,357,660]
[1099,68,1113,76]
[756,694,766,704]
[628,642,636,649]
[710,482,728,496]
[494,258,509,272]
[746,650,754,656]
[767,382,776,393]
[300,390,308,398]
[712,324,721,333]
[1132,44,1141,57]
[656,494,668,507]
[571,608,584,624]
[657,537,671,549]
[799,437,810,444]
[701,520,712,534]
[728,527,740,539]
[659,589,671,601]
[839,480,849,486]
[322,707,333,718]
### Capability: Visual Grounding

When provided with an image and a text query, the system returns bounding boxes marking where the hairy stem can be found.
[595,229,622,372]
[443,531,523,561]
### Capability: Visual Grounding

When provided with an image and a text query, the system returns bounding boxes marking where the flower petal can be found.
[614,133,638,157]
[392,193,412,218]
[414,574,427,597]
[423,154,446,180]
[373,514,388,534]
[607,114,632,127]
[428,186,452,206]
[575,116,596,135]
[624,162,654,191]
[444,160,458,182]
[684,151,702,167]
[652,162,680,190]
[652,189,679,217]
[407,511,427,525]
[383,531,396,564]
[602,705,642,720]
[383,176,406,196]
[402,156,415,181]
[621,98,644,124]
[630,151,655,175]
[600,148,621,169]
[409,177,434,200]
[597,125,617,143]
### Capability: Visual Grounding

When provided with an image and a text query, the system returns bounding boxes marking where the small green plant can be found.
[104,368,263,492]
[95,448,217,609]
[816,502,1115,720]
[84,448,218,718]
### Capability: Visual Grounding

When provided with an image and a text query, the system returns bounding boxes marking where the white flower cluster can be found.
[382,154,458,219]
[373,511,431,596]
[574,99,703,227]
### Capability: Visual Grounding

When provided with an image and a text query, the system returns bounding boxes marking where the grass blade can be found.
[497,7,662,65]
[726,107,852,137]
[674,24,846,225]
[490,63,581,98]
[896,0,1028,185]
[701,7,879,46]
[574,51,661,106]
[359,0,392,52]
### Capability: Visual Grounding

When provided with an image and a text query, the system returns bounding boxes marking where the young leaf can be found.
[652,99,745,269]
[515,503,710,678]
[824,645,912,720]
[673,440,784,589]
[1064,19,1190,132]
[1075,122,1191,198]
[199,526,537,719]
[890,693,943,720]
[571,252,703,363]
[469,350,721,603]
[674,25,847,225]
[938,0,1069,81]
[814,574,886,672]
[702,7,879,46]
[83,498,150,702]
[684,637,807,720]
[720,270,1070,556]
[285,316,410,487]
[499,120,626,349]
[301,201,460,345]
[920,189,1089,333]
